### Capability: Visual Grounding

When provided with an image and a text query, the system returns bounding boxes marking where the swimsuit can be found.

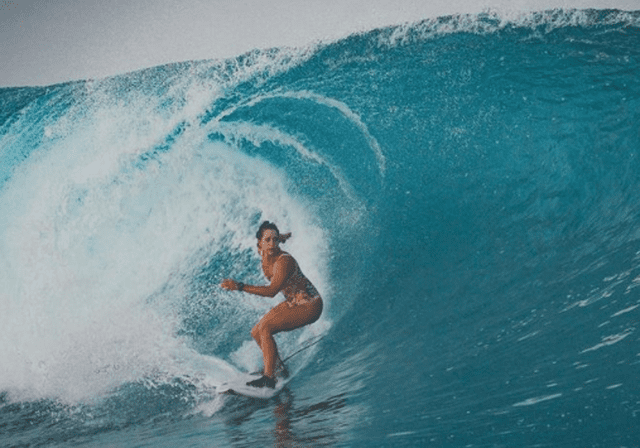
[268,252,321,306]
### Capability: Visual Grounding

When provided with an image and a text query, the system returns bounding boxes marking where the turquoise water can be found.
[1,9,640,447]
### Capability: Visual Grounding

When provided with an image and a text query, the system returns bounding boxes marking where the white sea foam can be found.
[0,82,331,404]
[376,8,640,49]
[513,392,563,407]
[611,304,638,317]
[581,329,634,353]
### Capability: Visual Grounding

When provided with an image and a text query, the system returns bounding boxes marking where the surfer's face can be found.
[258,229,280,255]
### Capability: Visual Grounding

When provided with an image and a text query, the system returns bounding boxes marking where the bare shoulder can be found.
[276,252,295,266]
[272,252,296,273]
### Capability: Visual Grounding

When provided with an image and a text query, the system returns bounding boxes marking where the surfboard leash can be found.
[282,334,326,363]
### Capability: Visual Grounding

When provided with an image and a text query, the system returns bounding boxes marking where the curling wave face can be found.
[1,8,640,447]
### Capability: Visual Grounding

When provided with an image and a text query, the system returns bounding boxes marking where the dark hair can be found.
[256,221,280,240]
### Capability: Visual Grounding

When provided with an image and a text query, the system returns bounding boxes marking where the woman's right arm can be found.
[221,255,293,298]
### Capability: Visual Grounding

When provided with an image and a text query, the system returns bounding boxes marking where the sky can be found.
[0,0,638,87]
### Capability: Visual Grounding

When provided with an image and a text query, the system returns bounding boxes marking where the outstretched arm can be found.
[221,255,293,298]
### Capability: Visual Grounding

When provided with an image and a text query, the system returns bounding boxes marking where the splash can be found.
[0,59,340,404]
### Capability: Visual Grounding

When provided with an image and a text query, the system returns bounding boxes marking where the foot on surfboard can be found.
[246,375,276,389]
[251,361,289,379]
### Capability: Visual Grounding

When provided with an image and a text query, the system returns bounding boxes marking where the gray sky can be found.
[1,0,638,87]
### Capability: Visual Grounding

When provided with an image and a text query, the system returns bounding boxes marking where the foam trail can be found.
[213,90,386,175]
[207,120,361,201]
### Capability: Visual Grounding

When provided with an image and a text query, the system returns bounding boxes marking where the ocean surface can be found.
[1,9,640,447]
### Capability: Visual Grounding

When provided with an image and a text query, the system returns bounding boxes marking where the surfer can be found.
[221,221,323,389]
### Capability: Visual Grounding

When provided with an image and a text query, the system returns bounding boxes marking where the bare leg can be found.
[261,331,279,377]
[252,299,322,378]
[251,320,285,373]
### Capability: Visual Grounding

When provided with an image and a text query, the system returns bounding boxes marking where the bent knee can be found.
[252,322,274,339]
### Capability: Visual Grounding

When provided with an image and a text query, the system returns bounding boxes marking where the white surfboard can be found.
[217,334,324,399]
[217,372,288,399]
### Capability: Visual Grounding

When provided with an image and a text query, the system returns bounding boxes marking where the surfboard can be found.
[218,372,287,399]
[217,335,324,399]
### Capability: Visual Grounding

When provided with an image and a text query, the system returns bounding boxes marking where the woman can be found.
[221,221,323,389]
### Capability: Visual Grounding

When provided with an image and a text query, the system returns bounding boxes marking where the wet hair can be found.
[256,221,280,241]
